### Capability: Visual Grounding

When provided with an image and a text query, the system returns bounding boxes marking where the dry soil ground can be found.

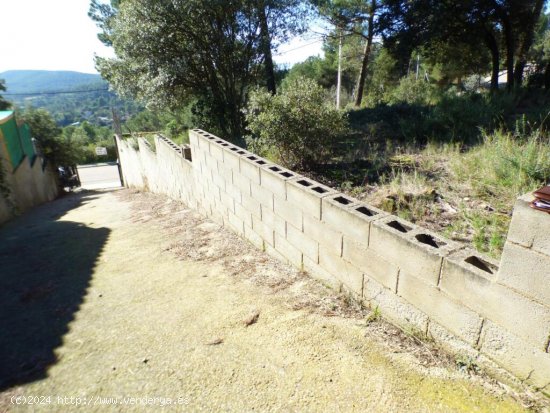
[0,189,544,412]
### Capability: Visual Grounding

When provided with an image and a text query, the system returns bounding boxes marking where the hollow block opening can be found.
[334,196,352,205]
[465,256,497,274]
[270,166,281,172]
[280,172,293,178]
[387,220,412,233]
[415,233,446,249]
[297,179,313,187]
[356,206,377,217]
[256,160,267,165]
[248,156,258,161]
[312,186,328,194]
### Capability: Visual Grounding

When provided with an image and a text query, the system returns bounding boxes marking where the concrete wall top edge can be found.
[444,248,499,280]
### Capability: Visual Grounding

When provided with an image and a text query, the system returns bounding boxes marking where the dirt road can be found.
[0,189,537,412]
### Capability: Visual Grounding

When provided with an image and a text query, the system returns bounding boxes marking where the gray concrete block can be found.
[260,164,299,200]
[209,143,225,162]
[204,153,218,173]
[286,222,318,262]
[244,224,264,250]
[303,214,343,257]
[498,241,550,306]
[261,205,286,237]
[241,192,262,219]
[442,249,550,350]
[303,255,342,291]
[318,245,363,297]
[197,134,211,153]
[219,190,235,214]
[480,320,550,389]
[211,170,226,191]
[235,201,253,228]
[252,215,274,246]
[273,196,302,231]
[274,232,303,269]
[223,146,245,170]
[344,237,399,291]
[427,321,480,360]
[188,130,200,148]
[370,216,458,286]
[363,276,429,333]
[233,171,251,196]
[286,177,336,220]
[505,193,550,256]
[227,210,244,236]
[239,154,266,184]
[322,197,387,245]
[250,181,274,210]
[398,271,483,345]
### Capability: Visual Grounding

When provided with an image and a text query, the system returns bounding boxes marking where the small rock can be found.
[98,294,103,298]
[243,310,260,327]
[142,358,149,364]
[112,366,116,371]
[206,337,224,345]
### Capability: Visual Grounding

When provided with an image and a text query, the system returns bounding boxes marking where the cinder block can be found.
[260,205,286,237]
[286,223,318,262]
[273,196,302,230]
[244,224,264,250]
[197,135,211,153]
[498,241,550,306]
[265,244,288,265]
[240,192,262,219]
[233,171,251,196]
[322,198,387,245]
[188,130,200,148]
[252,215,274,246]
[441,249,550,350]
[260,165,299,199]
[344,237,398,291]
[428,321,480,360]
[274,232,303,269]
[286,177,336,220]
[209,142,225,162]
[211,170,226,191]
[370,217,458,286]
[303,255,342,290]
[239,155,263,184]
[227,210,244,235]
[318,245,363,297]
[250,182,274,209]
[398,271,483,345]
[204,153,218,173]
[223,147,244,170]
[363,276,429,334]
[219,190,235,214]
[480,320,550,389]
[303,214,342,257]
[235,201,253,227]
[506,193,550,256]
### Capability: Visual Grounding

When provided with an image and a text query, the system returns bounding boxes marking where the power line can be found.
[3,88,110,96]
[273,38,325,56]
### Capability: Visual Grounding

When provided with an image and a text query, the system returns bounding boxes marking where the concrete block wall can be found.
[116,130,550,395]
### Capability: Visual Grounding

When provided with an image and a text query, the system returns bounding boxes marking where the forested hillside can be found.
[1,70,142,126]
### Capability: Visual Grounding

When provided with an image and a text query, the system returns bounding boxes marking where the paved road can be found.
[77,163,121,190]
[0,190,532,412]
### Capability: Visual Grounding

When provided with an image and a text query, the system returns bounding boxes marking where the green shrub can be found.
[245,77,348,170]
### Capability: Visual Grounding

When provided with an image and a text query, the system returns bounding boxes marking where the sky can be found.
[0,0,323,74]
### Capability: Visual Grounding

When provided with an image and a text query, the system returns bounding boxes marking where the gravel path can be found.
[0,189,535,412]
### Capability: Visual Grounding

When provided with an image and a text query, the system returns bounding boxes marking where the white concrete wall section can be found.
[116,130,550,395]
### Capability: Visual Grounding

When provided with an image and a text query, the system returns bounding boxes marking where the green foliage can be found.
[0,79,10,111]
[245,77,348,170]
[387,75,437,106]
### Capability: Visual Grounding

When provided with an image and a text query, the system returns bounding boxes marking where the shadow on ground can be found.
[0,191,110,390]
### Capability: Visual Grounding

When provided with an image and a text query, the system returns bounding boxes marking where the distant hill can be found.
[0,70,143,127]
[0,70,103,94]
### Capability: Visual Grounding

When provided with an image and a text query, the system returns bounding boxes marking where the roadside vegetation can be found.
[0,0,549,258]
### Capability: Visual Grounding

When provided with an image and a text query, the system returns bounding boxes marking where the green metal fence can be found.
[0,111,36,169]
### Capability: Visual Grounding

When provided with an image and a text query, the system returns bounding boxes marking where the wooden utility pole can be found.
[336,31,343,109]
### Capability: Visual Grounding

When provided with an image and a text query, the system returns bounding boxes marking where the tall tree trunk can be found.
[259,3,276,95]
[501,15,515,91]
[545,61,550,90]
[354,0,376,107]
[484,28,500,92]
[514,0,545,86]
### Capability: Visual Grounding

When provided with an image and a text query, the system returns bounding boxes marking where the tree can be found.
[0,80,11,111]
[245,77,348,170]
[20,108,83,167]
[88,0,121,47]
